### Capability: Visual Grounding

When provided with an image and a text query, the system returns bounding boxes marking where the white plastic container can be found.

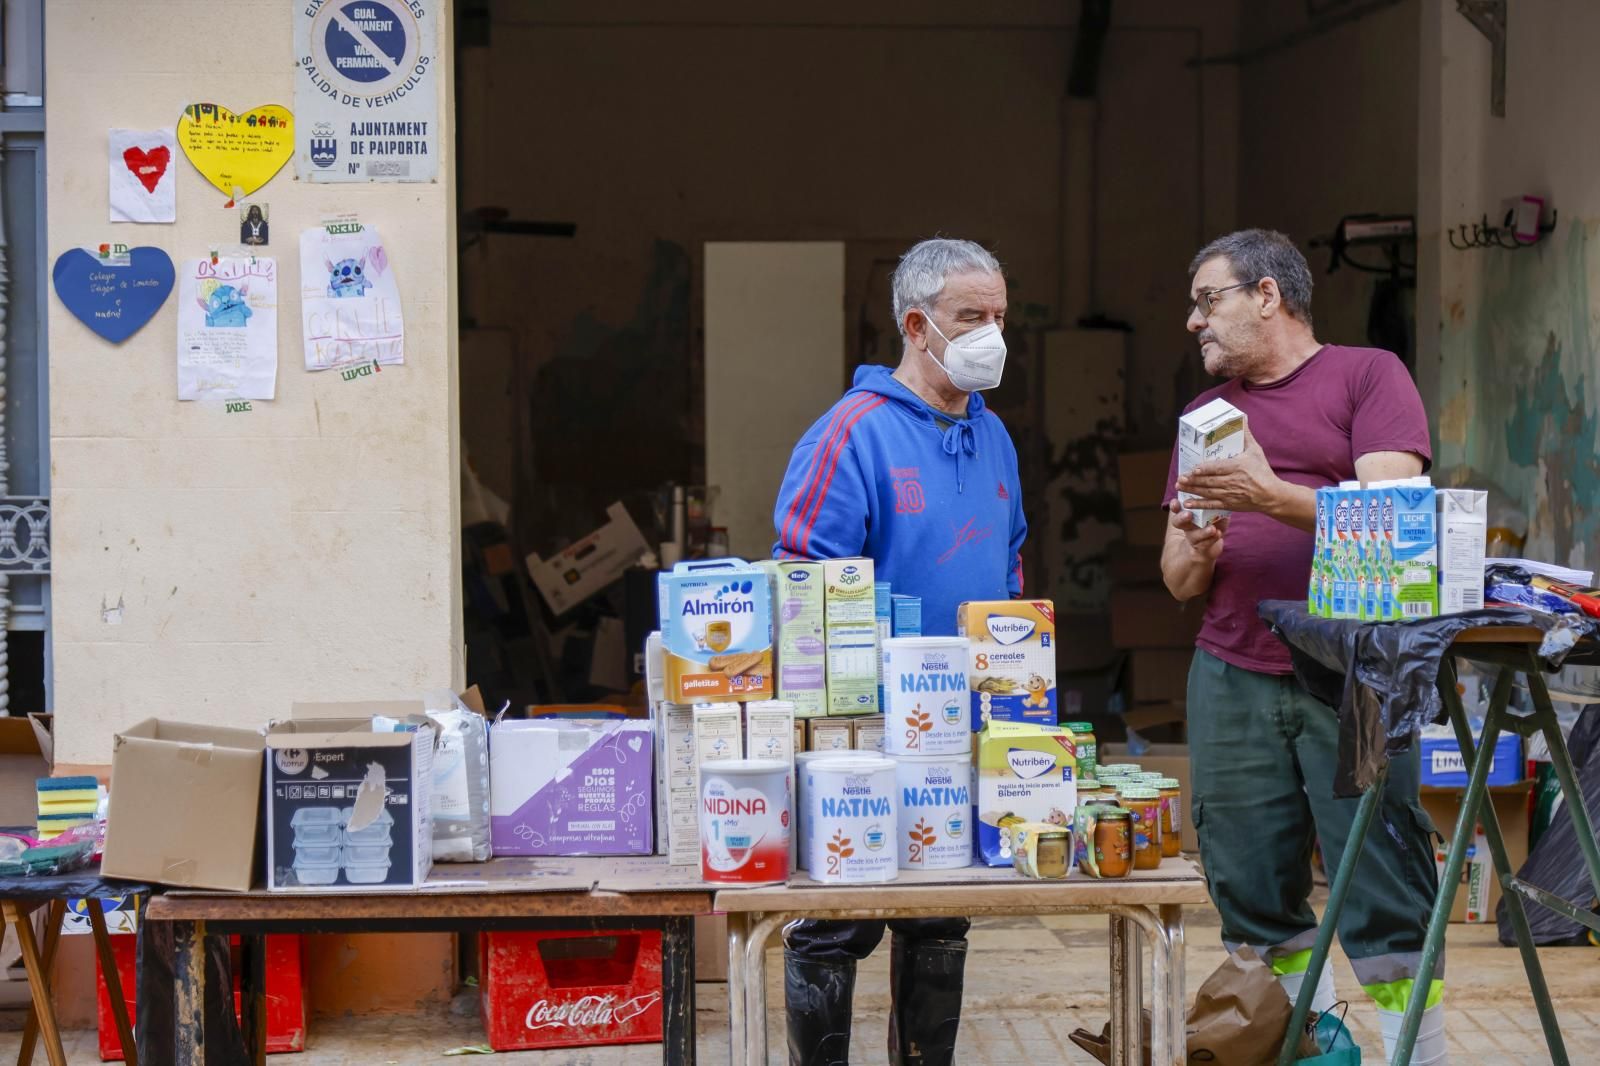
[699,758,791,885]
[881,637,972,757]
[894,755,975,870]
[804,755,898,883]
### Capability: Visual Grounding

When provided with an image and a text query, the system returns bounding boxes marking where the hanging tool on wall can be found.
[1309,214,1417,369]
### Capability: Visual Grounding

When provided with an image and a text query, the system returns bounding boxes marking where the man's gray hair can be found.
[1189,229,1314,327]
[892,238,1003,337]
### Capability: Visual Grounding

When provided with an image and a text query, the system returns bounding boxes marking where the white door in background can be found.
[704,242,845,562]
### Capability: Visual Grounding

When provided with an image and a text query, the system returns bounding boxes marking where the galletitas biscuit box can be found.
[957,600,1057,731]
[658,559,774,702]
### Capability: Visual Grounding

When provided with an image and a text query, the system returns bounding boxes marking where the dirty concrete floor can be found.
[6,893,1596,1064]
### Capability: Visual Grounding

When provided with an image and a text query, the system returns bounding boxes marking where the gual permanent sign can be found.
[294,0,439,183]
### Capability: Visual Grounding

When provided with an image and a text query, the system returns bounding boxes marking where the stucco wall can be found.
[46,0,463,765]
[1420,0,1600,567]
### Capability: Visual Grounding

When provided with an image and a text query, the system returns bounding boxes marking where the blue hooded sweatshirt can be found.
[772,364,1027,636]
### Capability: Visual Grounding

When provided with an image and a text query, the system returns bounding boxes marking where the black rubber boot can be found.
[785,949,857,1066]
[888,934,968,1065]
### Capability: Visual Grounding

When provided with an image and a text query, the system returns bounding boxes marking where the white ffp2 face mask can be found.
[923,314,1007,392]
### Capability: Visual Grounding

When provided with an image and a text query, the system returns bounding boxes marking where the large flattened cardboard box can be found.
[103,719,266,892]
[264,717,434,892]
[0,715,52,827]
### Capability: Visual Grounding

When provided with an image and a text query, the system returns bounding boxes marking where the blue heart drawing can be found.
[52,247,175,344]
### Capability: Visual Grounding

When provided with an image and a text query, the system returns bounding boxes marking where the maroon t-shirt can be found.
[1161,345,1432,674]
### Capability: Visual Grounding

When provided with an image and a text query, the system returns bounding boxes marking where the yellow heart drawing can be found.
[177,103,294,199]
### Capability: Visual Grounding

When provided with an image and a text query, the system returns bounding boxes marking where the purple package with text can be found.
[488,718,654,856]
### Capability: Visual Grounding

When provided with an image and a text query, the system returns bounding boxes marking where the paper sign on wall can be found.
[177,256,278,401]
[177,103,294,201]
[52,246,175,344]
[108,129,176,223]
[294,0,440,182]
[299,223,404,370]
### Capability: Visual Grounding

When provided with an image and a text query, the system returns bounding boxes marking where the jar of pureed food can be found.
[1153,777,1183,857]
[1116,785,1164,870]
[1084,805,1132,878]
[1064,721,1097,779]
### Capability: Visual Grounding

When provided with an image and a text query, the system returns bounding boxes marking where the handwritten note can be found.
[178,256,278,401]
[299,224,404,371]
[177,103,294,199]
[52,247,174,344]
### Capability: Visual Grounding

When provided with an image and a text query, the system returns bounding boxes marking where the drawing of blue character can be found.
[199,281,252,328]
[326,254,371,298]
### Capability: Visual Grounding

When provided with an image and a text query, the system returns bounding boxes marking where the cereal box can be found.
[957,600,1057,731]
[976,721,1077,867]
[823,558,876,626]
[657,558,774,703]
[826,623,880,715]
[771,561,826,718]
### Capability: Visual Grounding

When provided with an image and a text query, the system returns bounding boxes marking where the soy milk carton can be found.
[957,600,1056,731]
[976,721,1077,867]
[658,558,773,702]
[1177,398,1246,527]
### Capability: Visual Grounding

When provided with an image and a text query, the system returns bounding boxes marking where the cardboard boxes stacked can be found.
[1111,449,1201,737]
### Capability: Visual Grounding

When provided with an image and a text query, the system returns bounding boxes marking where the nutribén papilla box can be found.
[957,600,1057,731]
[771,561,827,717]
[658,558,774,703]
[976,721,1078,867]
[1176,398,1246,527]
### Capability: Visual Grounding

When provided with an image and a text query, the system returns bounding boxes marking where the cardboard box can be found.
[851,715,885,754]
[1122,702,1187,734]
[822,558,876,626]
[0,715,53,828]
[526,501,651,616]
[1420,785,1530,923]
[825,623,880,716]
[891,595,922,637]
[263,720,434,891]
[1110,587,1202,649]
[975,721,1077,866]
[1393,480,1438,619]
[479,929,662,1051]
[807,718,853,753]
[744,701,796,764]
[1439,489,1488,614]
[1177,398,1245,527]
[490,719,653,856]
[1125,649,1195,704]
[771,561,827,717]
[1419,731,1522,788]
[104,719,266,891]
[958,599,1057,731]
[1117,450,1172,510]
[1098,742,1195,852]
[1121,507,1169,548]
[657,558,775,703]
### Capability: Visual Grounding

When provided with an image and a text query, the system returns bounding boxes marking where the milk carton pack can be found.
[1177,398,1246,527]
[1392,479,1438,619]
[1362,485,1385,621]
[1374,481,1400,621]
[874,582,893,712]
[957,600,1057,731]
[1439,489,1488,614]
[1311,488,1332,616]
[976,721,1078,867]
[658,558,774,703]
[1331,483,1360,619]
[771,561,826,717]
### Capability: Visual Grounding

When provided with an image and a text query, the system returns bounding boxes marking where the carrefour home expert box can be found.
[957,600,1057,731]
[771,561,827,717]
[264,718,435,892]
[658,558,774,703]
[976,721,1078,867]
[1176,398,1246,527]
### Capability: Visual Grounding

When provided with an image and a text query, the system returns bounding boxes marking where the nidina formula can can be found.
[882,637,972,757]
[894,755,974,870]
[804,755,898,883]
[700,759,790,885]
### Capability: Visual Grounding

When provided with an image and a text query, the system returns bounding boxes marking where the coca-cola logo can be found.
[524,991,661,1031]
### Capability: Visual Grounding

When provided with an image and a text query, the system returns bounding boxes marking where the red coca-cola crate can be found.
[479,929,663,1051]
[96,934,307,1060]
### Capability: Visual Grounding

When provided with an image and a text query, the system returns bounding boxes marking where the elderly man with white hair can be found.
[770,238,1027,1065]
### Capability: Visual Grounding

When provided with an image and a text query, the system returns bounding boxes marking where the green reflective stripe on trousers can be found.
[1362,978,1444,1012]
[1270,949,1314,977]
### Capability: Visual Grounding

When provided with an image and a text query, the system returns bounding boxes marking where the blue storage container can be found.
[1418,731,1522,788]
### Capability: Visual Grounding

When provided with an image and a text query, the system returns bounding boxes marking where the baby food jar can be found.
[1076,777,1105,806]
[1152,777,1183,856]
[1116,785,1164,870]
[1074,805,1132,878]
[1012,821,1074,880]
[1064,721,1098,778]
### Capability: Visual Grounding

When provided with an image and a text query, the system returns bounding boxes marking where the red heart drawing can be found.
[122,146,170,194]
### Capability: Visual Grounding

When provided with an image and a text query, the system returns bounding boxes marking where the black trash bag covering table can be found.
[1257,600,1598,795]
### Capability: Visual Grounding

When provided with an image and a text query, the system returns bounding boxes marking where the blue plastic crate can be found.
[1419,731,1522,788]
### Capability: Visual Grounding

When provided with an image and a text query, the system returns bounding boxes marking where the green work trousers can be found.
[1187,649,1442,995]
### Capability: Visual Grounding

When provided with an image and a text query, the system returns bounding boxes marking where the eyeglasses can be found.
[1187,279,1259,318]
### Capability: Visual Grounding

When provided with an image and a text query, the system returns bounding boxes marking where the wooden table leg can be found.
[171,919,207,1066]
[88,903,138,1066]
[660,916,696,1065]
[238,934,267,1066]
[4,901,66,1066]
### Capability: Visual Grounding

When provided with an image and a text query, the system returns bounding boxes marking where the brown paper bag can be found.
[1068,947,1320,1065]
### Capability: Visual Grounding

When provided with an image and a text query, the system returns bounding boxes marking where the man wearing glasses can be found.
[1160,230,1449,1065]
